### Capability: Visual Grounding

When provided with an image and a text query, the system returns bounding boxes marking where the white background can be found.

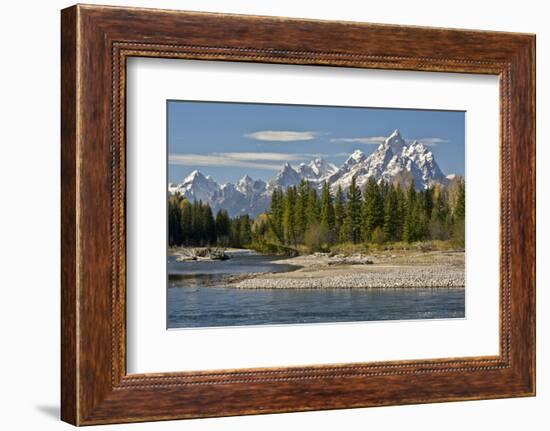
[127,59,500,373]
[0,0,546,430]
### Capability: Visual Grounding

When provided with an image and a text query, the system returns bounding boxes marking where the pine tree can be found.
[343,177,362,244]
[191,200,204,245]
[452,179,466,247]
[395,184,406,240]
[407,181,416,208]
[202,203,216,245]
[239,215,252,246]
[168,196,182,246]
[295,179,310,237]
[283,186,298,247]
[269,188,284,243]
[362,177,384,241]
[215,209,230,246]
[379,179,390,204]
[429,186,450,240]
[432,186,449,222]
[424,187,434,219]
[179,198,192,245]
[252,214,269,240]
[334,185,345,241]
[454,179,466,220]
[404,189,431,243]
[230,216,242,247]
[319,181,335,231]
[403,182,416,242]
[383,185,399,241]
[306,187,319,227]
[403,202,417,243]
[415,197,429,240]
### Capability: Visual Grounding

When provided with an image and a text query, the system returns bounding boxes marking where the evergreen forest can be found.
[168,177,465,254]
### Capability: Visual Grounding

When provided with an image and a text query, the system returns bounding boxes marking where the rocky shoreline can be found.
[229,250,465,290]
[169,247,230,262]
[168,247,465,290]
[232,266,464,289]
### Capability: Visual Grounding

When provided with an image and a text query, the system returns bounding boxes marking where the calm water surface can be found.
[167,251,465,329]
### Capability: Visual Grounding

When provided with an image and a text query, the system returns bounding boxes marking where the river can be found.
[167,250,465,329]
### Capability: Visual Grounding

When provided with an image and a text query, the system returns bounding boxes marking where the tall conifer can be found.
[320,181,335,232]
[343,177,362,244]
[334,185,345,241]
[283,186,298,247]
[383,185,399,241]
[362,177,384,241]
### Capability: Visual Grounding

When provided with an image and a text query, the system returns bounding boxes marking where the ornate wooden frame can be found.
[61,4,536,425]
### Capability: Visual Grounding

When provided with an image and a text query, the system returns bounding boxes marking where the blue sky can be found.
[168,100,465,184]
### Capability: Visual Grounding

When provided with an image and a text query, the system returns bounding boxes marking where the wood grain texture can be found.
[60,4,536,425]
[60,5,78,425]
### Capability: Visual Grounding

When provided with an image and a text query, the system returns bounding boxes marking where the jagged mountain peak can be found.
[408,139,426,151]
[347,149,366,164]
[299,157,338,181]
[309,156,324,165]
[309,157,337,175]
[269,162,301,191]
[273,162,296,176]
[384,129,407,156]
[183,169,202,183]
[170,169,219,204]
[387,129,404,142]
[236,175,266,195]
[238,174,254,185]
[182,169,218,187]
[331,131,448,192]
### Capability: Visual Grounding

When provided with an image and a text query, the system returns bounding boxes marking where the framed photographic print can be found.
[61,4,536,425]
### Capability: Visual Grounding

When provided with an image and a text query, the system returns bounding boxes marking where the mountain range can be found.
[168,130,456,218]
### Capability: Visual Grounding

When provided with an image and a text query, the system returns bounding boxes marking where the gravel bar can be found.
[233,267,464,289]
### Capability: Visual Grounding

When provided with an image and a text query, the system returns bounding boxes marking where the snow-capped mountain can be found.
[298,158,338,182]
[169,130,453,217]
[213,176,269,217]
[327,130,447,192]
[168,170,220,203]
[266,159,337,193]
[266,162,302,192]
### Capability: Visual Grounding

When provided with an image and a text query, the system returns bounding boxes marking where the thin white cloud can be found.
[330,136,387,145]
[168,152,309,170]
[219,152,298,161]
[413,137,449,146]
[245,130,317,142]
[332,136,449,146]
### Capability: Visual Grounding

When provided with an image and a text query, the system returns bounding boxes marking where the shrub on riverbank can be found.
[330,239,461,255]
[246,240,298,256]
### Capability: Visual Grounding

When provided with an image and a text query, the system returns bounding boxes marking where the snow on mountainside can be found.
[267,162,302,192]
[168,170,220,203]
[169,130,454,218]
[298,158,338,182]
[211,177,270,218]
[327,130,447,192]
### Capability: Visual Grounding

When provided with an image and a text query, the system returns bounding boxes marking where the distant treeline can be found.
[168,177,465,252]
[168,197,252,248]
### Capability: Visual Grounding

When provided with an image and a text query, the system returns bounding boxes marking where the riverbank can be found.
[229,249,465,289]
[168,246,253,262]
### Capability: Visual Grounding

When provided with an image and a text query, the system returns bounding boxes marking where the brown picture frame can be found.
[61,4,536,425]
